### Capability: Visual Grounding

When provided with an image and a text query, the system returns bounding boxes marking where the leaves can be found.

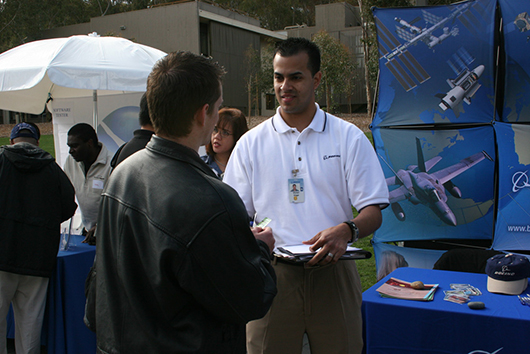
[0,0,92,53]
[0,0,176,53]
[243,40,275,115]
[213,0,320,30]
[313,30,357,113]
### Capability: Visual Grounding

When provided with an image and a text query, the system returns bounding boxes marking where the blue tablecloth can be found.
[7,235,96,354]
[362,267,530,354]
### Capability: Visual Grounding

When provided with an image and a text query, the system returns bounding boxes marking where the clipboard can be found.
[274,244,372,264]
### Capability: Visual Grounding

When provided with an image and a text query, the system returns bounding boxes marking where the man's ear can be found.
[313,71,322,91]
[195,103,210,127]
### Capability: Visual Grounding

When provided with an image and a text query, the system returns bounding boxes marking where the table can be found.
[7,235,96,354]
[362,267,530,354]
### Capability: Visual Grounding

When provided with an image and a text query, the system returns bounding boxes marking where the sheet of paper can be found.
[281,244,363,255]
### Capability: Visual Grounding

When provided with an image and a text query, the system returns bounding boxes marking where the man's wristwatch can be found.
[343,220,359,243]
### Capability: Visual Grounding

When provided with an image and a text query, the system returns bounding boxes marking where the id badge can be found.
[288,178,304,203]
[92,178,104,190]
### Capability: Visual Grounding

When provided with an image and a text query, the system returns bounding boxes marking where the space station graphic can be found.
[370,0,530,274]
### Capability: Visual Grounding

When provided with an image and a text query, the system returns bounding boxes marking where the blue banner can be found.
[493,123,530,250]
[499,0,530,122]
[372,126,496,242]
[372,0,496,127]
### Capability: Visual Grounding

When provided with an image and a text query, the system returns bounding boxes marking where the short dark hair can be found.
[274,37,321,76]
[147,51,225,138]
[138,93,152,127]
[68,123,98,145]
[206,108,248,157]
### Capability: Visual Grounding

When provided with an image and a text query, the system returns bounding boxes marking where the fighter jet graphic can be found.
[383,138,492,226]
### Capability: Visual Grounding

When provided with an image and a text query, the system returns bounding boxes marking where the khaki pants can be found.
[247,259,363,354]
[0,271,49,354]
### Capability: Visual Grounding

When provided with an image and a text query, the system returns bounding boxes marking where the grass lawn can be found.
[0,133,380,292]
[0,135,55,158]
[356,235,377,292]
[356,131,379,292]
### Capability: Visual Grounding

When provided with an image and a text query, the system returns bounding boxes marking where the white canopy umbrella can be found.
[0,32,167,127]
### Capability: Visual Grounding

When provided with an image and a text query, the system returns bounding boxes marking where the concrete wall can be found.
[41,2,200,54]
[315,2,361,32]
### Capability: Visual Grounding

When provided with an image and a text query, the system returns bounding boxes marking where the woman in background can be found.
[202,108,248,179]
[377,250,409,281]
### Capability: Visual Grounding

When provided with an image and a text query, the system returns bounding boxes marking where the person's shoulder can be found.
[200,154,212,164]
[251,117,275,133]
[325,113,365,139]
[238,117,274,144]
[326,113,362,131]
[110,143,127,168]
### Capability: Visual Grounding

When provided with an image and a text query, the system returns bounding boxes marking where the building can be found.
[6,1,371,120]
[39,0,286,116]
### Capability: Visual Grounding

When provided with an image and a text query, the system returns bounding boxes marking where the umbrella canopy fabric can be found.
[0,33,167,114]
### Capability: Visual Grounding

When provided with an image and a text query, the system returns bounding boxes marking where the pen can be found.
[277,247,295,256]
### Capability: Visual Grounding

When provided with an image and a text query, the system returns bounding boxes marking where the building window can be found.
[200,22,209,57]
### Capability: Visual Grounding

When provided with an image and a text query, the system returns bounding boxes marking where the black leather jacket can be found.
[95,136,276,354]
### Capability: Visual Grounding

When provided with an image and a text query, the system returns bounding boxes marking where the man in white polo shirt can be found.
[64,123,112,245]
[224,37,389,354]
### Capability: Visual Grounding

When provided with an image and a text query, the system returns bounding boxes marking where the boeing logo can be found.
[468,348,503,354]
[323,154,340,161]
[494,265,515,277]
[512,171,530,193]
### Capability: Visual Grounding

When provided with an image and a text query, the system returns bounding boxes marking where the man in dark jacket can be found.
[0,122,77,354]
[93,51,277,354]
[110,93,155,169]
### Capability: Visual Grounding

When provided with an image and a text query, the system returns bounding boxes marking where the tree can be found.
[257,40,275,105]
[243,40,275,117]
[313,30,356,114]
[0,0,177,53]
[0,0,96,53]
[244,44,261,119]
[213,0,323,31]
[346,0,414,117]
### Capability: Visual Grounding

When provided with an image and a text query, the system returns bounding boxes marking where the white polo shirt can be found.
[64,143,113,230]
[224,105,389,248]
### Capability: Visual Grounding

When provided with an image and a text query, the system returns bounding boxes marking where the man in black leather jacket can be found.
[93,51,277,354]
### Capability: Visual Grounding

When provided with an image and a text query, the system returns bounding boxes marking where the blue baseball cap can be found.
[486,253,530,295]
[10,122,40,141]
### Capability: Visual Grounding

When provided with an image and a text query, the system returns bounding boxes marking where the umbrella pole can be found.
[93,90,98,130]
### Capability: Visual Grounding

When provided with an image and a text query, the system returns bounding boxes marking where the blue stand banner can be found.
[371,0,530,276]
[372,0,496,128]
[493,123,530,250]
[372,126,496,242]
[499,0,530,123]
